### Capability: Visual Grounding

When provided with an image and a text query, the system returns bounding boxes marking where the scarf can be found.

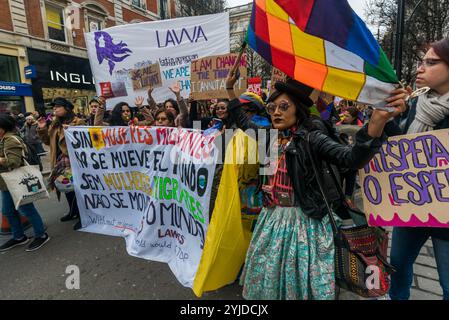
[408,90,449,134]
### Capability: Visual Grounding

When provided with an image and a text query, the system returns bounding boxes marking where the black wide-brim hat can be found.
[49,97,74,110]
[268,78,314,108]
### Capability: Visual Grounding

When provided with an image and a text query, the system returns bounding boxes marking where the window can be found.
[0,55,20,83]
[46,4,67,42]
[0,55,25,114]
[159,0,168,19]
[132,0,146,10]
[84,4,107,32]
[88,18,102,32]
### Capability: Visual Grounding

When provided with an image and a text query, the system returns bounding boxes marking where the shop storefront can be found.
[0,81,33,114]
[0,54,29,114]
[27,48,96,115]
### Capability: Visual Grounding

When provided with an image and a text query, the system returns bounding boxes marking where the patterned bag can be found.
[0,142,49,209]
[334,221,394,297]
[306,133,395,298]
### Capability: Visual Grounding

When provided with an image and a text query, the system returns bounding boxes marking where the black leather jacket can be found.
[228,98,386,219]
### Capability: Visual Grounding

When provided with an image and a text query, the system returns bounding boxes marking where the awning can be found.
[0,81,33,96]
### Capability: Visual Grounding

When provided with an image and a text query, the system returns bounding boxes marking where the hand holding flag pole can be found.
[226,41,247,100]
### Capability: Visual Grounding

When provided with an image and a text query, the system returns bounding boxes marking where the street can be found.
[0,188,443,300]
[0,149,443,300]
[0,191,242,300]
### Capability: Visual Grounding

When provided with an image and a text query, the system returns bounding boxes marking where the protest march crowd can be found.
[0,0,449,301]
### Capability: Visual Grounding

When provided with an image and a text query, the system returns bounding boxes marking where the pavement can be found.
[0,146,444,300]
[353,188,444,300]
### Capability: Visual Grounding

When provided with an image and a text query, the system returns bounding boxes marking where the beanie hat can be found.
[239,91,265,112]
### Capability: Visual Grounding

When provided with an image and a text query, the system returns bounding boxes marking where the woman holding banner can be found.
[94,96,154,126]
[147,82,189,128]
[37,97,86,230]
[153,108,176,127]
[388,37,449,301]
[225,62,408,300]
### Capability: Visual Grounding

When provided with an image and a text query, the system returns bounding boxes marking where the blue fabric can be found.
[1,191,45,239]
[345,11,380,66]
[250,115,271,127]
[389,227,449,300]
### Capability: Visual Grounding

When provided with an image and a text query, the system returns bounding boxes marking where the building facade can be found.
[0,0,177,115]
[226,2,252,52]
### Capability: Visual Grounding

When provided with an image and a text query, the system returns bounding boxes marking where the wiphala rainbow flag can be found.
[246,0,399,105]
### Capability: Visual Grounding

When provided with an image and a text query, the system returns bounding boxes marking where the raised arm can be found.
[36,117,50,145]
[134,96,154,124]
[94,96,106,126]
[169,81,189,128]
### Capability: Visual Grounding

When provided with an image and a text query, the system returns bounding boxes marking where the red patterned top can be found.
[263,137,295,207]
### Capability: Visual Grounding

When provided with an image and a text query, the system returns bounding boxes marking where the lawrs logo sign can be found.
[94,31,133,75]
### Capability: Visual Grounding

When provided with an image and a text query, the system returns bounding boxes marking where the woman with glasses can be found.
[153,108,176,127]
[189,99,231,130]
[225,70,408,300]
[387,37,449,301]
[147,82,189,128]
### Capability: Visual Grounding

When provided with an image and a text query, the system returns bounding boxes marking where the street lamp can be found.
[394,0,426,81]
[394,0,406,80]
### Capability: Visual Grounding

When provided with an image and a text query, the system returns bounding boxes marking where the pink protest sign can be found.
[247,77,262,96]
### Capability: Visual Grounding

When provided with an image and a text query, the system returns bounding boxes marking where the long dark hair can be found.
[211,99,229,117]
[164,98,179,115]
[345,106,359,125]
[269,90,312,129]
[431,37,449,66]
[110,102,133,126]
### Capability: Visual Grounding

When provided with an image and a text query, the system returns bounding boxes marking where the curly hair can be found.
[109,102,133,126]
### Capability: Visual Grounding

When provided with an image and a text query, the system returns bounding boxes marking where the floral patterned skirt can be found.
[240,206,337,300]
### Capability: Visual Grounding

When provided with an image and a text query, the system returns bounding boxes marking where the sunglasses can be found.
[266,101,291,115]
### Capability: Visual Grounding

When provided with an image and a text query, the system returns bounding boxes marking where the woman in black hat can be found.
[226,71,408,300]
[37,97,86,230]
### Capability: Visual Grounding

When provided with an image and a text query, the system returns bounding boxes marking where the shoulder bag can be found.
[1,136,49,209]
[306,132,395,298]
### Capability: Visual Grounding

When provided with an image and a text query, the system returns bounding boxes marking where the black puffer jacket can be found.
[228,98,386,219]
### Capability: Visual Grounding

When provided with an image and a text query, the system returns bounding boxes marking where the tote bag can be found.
[1,136,49,209]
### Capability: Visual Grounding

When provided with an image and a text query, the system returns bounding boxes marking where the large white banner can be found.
[85,13,230,108]
[65,126,218,287]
